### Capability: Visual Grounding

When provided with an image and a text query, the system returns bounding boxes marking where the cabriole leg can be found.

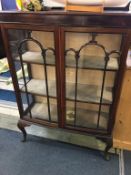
[17,119,30,142]
[104,138,113,161]
[96,136,113,161]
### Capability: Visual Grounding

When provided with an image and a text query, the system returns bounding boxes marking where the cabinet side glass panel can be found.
[7,29,58,123]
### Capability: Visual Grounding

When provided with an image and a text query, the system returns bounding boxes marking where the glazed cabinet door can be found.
[60,27,125,134]
[2,24,60,127]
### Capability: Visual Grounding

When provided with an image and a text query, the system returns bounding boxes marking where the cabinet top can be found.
[0,10,131,28]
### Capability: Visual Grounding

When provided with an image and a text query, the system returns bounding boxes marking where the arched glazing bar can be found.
[65,33,121,129]
[18,31,55,122]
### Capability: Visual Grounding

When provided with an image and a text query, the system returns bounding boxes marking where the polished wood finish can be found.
[0,11,131,28]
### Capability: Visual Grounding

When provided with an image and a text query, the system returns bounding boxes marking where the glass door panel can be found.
[7,29,58,123]
[65,31,122,131]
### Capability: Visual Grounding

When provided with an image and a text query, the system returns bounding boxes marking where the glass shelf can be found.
[66,54,119,71]
[25,102,57,122]
[21,79,56,97]
[66,82,112,104]
[14,51,55,65]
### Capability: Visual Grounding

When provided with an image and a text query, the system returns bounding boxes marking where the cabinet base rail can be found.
[17,119,113,160]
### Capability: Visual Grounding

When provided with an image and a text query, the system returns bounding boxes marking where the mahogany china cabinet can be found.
[0,11,131,160]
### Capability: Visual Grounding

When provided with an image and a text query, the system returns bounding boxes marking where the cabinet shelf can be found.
[25,102,57,122]
[15,51,55,66]
[66,107,108,129]
[66,55,119,71]
[66,83,113,105]
[21,79,56,97]
[15,51,118,71]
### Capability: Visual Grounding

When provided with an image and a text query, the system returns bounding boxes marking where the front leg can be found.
[104,138,113,161]
[96,136,113,161]
[17,119,30,142]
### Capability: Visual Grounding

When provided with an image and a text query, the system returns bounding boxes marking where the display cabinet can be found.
[0,11,131,160]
